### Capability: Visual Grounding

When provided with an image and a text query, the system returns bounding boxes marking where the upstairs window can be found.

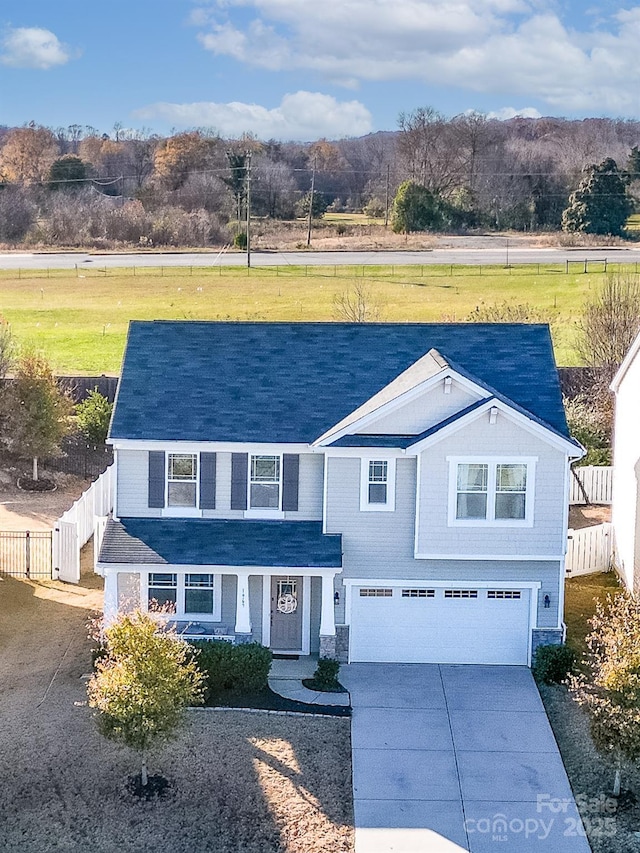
[360,457,396,511]
[450,458,534,526]
[250,455,281,509]
[368,461,388,504]
[456,463,488,520]
[167,454,197,507]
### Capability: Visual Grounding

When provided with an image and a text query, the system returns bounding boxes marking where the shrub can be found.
[532,643,576,685]
[192,640,272,700]
[75,388,113,444]
[313,657,341,690]
[233,231,247,249]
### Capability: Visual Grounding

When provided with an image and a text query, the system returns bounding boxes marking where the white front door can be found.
[349,585,531,665]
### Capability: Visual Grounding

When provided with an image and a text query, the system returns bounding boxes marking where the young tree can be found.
[570,592,640,796]
[75,389,113,445]
[87,612,204,787]
[333,282,381,322]
[8,350,73,480]
[562,158,633,236]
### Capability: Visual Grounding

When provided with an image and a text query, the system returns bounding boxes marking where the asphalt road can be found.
[0,246,638,270]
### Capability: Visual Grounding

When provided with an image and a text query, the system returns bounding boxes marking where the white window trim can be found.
[162,452,202,518]
[144,572,222,622]
[360,457,396,512]
[447,456,536,528]
[245,453,284,519]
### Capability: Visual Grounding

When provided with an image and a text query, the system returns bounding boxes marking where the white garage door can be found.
[349,585,531,665]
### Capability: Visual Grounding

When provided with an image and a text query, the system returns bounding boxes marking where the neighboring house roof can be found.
[110,321,570,443]
[99,518,343,568]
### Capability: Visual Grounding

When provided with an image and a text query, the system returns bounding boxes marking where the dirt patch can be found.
[569,505,612,530]
[0,473,89,530]
[0,574,354,853]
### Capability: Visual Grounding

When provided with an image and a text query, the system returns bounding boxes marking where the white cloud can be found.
[133,91,373,140]
[487,106,542,120]
[192,0,640,114]
[0,26,72,70]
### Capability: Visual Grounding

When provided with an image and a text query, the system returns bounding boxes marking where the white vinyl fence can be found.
[566,522,613,576]
[53,465,114,583]
[569,466,613,506]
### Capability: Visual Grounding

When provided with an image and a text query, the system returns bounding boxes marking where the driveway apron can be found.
[341,663,592,853]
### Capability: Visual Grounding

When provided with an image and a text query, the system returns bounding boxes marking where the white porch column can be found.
[103,571,119,627]
[319,573,336,637]
[234,572,252,635]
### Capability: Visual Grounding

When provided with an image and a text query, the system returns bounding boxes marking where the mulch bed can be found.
[16,476,57,492]
[206,687,351,717]
[302,678,348,694]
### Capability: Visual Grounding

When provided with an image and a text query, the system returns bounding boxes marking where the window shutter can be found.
[231,453,248,510]
[199,452,217,509]
[148,451,165,508]
[282,454,300,512]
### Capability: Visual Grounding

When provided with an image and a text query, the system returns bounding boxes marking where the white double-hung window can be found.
[250,455,281,509]
[360,458,396,511]
[449,458,534,526]
[167,453,198,507]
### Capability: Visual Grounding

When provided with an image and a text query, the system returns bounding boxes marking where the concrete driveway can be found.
[341,664,591,853]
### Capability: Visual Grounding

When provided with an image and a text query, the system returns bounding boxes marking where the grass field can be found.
[0,260,629,373]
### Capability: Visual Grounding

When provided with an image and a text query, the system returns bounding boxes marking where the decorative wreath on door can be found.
[277,593,298,614]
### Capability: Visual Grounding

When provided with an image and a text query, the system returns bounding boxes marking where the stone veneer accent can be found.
[335,625,349,663]
[319,634,336,658]
[234,632,253,645]
[531,628,563,656]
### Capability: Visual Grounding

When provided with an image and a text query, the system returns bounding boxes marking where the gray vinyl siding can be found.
[249,575,264,643]
[221,575,237,629]
[416,416,566,558]
[362,382,478,435]
[325,455,562,627]
[117,450,161,517]
[116,449,323,520]
[310,576,321,654]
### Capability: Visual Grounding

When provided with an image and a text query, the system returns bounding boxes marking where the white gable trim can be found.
[313,368,485,447]
[405,398,583,457]
[611,330,640,393]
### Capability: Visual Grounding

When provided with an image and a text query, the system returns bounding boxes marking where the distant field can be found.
[0,260,627,373]
[323,212,385,226]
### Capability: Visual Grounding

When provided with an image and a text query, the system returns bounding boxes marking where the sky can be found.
[1,0,640,141]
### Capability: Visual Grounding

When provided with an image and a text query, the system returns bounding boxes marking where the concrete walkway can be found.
[341,663,591,853]
[269,655,351,707]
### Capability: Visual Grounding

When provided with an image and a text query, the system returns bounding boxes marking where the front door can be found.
[270,576,303,651]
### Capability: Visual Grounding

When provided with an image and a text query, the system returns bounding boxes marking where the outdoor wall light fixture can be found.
[544,594,551,608]
[334,591,340,606]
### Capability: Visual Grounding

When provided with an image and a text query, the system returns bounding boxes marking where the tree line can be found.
[1,110,640,247]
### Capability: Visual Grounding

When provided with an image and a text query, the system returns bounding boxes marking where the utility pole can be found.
[245,150,252,269]
[306,155,317,248]
[384,164,390,229]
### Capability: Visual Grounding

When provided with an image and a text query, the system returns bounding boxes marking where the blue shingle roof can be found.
[99,518,343,568]
[109,321,570,443]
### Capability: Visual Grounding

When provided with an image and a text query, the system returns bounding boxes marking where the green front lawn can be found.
[564,571,622,663]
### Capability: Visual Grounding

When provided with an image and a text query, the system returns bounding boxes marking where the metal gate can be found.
[0,531,53,579]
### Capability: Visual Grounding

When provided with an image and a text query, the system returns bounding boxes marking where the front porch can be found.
[96,516,343,657]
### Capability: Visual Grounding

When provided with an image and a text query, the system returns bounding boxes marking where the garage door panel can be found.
[350,587,531,665]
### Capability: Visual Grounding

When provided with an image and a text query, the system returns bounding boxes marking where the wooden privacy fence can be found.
[53,465,114,584]
[566,523,613,576]
[0,530,53,579]
[570,466,613,506]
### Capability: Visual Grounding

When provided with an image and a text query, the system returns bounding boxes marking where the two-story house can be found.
[95,321,582,665]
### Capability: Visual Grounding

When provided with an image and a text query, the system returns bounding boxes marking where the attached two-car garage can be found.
[348,584,532,665]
